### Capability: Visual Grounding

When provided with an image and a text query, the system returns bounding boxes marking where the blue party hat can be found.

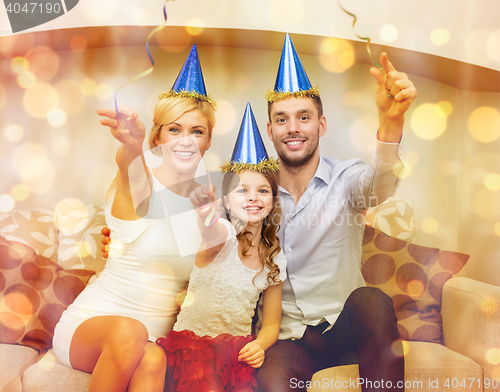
[220,103,279,173]
[265,33,320,103]
[159,44,216,107]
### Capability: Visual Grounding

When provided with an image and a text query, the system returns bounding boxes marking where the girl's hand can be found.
[238,341,265,368]
[97,105,146,151]
[190,184,215,218]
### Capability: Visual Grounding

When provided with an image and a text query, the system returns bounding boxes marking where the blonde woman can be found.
[53,46,216,392]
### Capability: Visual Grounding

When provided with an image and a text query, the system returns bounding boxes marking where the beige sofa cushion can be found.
[309,341,482,392]
[0,344,39,392]
[22,349,90,392]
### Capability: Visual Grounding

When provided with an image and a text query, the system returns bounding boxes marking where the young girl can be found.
[156,103,286,392]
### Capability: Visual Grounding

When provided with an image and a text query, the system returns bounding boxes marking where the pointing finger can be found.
[380,52,397,74]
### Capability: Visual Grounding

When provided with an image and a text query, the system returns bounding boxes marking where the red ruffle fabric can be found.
[156,330,258,392]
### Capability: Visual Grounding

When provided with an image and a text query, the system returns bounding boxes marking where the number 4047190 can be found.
[5,2,62,14]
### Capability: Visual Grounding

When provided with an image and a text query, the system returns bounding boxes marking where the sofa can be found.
[0,199,499,392]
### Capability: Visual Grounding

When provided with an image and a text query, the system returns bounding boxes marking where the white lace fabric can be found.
[173,218,287,338]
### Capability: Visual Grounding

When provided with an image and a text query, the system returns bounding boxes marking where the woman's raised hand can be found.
[97,105,146,151]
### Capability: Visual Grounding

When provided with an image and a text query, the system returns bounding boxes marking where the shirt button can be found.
[288,218,292,223]
[288,248,292,253]
[304,319,308,323]
[290,274,296,280]
[298,300,303,305]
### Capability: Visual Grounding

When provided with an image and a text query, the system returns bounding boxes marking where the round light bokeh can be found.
[494,222,500,237]
[380,24,399,43]
[484,173,500,191]
[468,107,500,143]
[421,216,439,234]
[47,109,67,127]
[11,184,30,201]
[203,152,221,172]
[23,82,58,118]
[486,348,500,366]
[80,78,97,96]
[4,124,24,142]
[410,103,447,140]
[430,28,451,46]
[17,71,37,89]
[436,100,453,117]
[12,142,56,194]
[11,57,29,73]
[319,37,355,74]
[185,18,204,36]
[95,83,114,101]
[0,194,15,213]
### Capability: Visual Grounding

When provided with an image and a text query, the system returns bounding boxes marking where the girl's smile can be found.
[226,170,274,228]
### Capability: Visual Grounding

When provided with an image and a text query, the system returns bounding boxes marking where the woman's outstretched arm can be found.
[98,105,152,220]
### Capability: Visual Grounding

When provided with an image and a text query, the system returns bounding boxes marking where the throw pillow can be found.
[361,225,469,344]
[365,198,416,242]
[0,209,58,263]
[0,236,95,351]
[55,201,106,273]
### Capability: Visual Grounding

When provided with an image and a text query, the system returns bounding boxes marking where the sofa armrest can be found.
[441,276,500,382]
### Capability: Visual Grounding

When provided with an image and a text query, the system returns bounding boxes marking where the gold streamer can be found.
[158,89,217,109]
[338,1,392,97]
[265,86,321,104]
[220,158,280,174]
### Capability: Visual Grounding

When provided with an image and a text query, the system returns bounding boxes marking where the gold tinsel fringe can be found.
[158,89,217,109]
[265,86,321,103]
[220,158,280,174]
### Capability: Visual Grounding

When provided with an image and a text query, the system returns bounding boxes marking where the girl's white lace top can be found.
[173,218,287,338]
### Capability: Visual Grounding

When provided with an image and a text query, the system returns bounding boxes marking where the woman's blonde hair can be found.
[147,96,216,151]
[221,170,282,285]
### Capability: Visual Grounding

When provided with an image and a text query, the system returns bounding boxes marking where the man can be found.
[254,34,417,392]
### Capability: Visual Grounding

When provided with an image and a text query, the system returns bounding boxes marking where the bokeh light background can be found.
[0,0,499,288]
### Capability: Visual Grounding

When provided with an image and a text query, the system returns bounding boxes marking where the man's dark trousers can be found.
[256,287,404,392]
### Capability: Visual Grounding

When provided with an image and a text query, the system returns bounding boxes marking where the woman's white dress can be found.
[53,173,200,368]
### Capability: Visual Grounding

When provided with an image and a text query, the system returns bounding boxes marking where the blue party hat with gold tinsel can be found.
[159,44,216,108]
[220,103,279,173]
[265,33,320,103]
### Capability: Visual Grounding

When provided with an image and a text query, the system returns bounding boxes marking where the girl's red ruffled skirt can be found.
[156,330,258,392]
